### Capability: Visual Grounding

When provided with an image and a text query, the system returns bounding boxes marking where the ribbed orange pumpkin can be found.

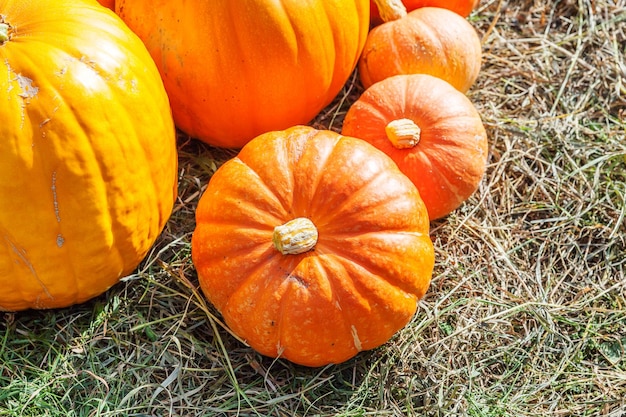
[191,125,434,367]
[359,1,482,92]
[116,0,370,148]
[342,74,488,220]
[369,0,479,25]
[0,0,177,311]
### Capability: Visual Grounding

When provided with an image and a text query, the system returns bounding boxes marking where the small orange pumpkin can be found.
[191,125,434,367]
[342,74,488,220]
[369,0,479,25]
[360,1,482,92]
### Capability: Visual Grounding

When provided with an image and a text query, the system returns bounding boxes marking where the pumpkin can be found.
[359,0,482,92]
[96,0,115,10]
[369,0,479,25]
[0,0,178,311]
[115,0,370,149]
[191,125,434,367]
[342,74,488,220]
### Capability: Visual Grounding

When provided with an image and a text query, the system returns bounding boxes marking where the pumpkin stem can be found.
[273,217,318,255]
[386,118,421,149]
[371,0,408,22]
[0,23,10,44]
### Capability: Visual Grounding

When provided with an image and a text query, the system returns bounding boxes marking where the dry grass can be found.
[1,0,625,416]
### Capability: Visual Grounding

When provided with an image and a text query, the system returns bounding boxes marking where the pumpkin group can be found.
[342,74,488,220]
[191,125,434,367]
[115,0,370,148]
[0,0,178,311]
[359,4,482,92]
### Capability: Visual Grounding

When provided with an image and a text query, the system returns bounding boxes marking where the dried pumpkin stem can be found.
[372,0,408,22]
[273,217,318,255]
[386,118,421,149]
[0,23,10,44]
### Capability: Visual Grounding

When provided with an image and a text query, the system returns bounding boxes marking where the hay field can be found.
[1,0,625,416]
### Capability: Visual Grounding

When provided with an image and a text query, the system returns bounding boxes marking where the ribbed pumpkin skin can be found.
[369,0,479,25]
[0,0,177,311]
[116,0,370,149]
[191,126,434,367]
[359,7,482,92]
[342,74,488,220]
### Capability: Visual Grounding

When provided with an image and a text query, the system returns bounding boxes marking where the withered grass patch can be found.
[1,1,625,416]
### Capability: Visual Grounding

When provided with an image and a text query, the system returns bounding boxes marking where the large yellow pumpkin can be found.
[115,0,370,148]
[0,0,178,311]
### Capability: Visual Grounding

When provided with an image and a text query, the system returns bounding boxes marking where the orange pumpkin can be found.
[0,0,177,311]
[359,2,482,92]
[369,0,479,25]
[96,0,114,10]
[116,0,369,148]
[342,74,488,220]
[191,125,434,367]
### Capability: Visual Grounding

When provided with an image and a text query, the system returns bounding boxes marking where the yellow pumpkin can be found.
[0,0,178,311]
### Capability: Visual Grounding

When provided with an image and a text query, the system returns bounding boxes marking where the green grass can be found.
[2,0,626,416]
